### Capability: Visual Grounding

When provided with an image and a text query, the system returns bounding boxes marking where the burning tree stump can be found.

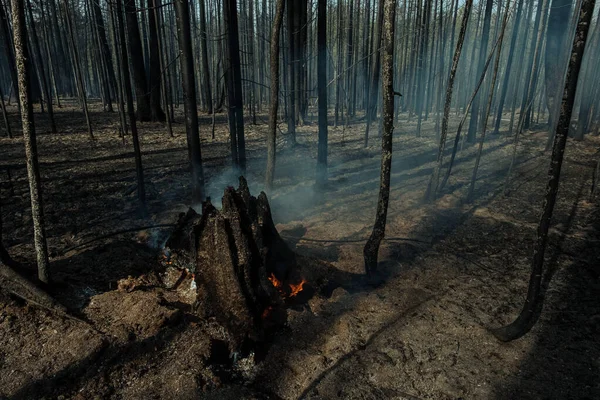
[164,177,303,351]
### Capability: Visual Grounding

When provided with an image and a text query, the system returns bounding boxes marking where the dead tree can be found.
[11,0,50,284]
[174,0,206,202]
[492,0,596,342]
[424,0,472,202]
[265,0,285,191]
[223,0,247,173]
[364,0,397,276]
[26,0,56,133]
[115,0,146,208]
[124,0,152,121]
[62,0,93,139]
[363,0,384,147]
[198,0,213,114]
[147,0,166,122]
[164,178,295,350]
[467,0,511,202]
[466,0,493,144]
[0,82,11,138]
[316,0,328,187]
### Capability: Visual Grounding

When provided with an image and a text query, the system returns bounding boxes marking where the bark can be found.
[439,29,504,193]
[466,0,493,144]
[90,0,115,112]
[198,0,213,114]
[164,179,291,350]
[147,0,166,122]
[467,0,511,202]
[152,0,173,136]
[316,0,328,187]
[0,80,11,138]
[265,0,285,191]
[115,0,146,207]
[174,0,206,202]
[504,0,550,193]
[544,0,573,133]
[11,0,51,283]
[492,0,523,134]
[424,0,472,202]
[0,0,19,106]
[223,0,246,172]
[26,0,56,133]
[124,0,152,121]
[363,0,385,147]
[492,0,596,342]
[364,0,397,276]
[63,0,93,138]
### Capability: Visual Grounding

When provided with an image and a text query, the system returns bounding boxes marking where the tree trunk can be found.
[492,0,524,134]
[492,0,595,342]
[467,0,511,202]
[115,0,146,208]
[63,0,93,138]
[0,0,19,108]
[26,0,56,133]
[223,0,247,172]
[316,0,328,187]
[174,0,206,202]
[364,0,396,276]
[424,0,472,202]
[146,0,166,122]
[465,0,493,144]
[363,0,385,147]
[265,0,285,191]
[11,0,51,284]
[124,0,152,121]
[198,0,213,114]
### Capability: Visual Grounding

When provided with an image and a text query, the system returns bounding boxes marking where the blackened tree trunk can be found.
[223,0,246,172]
[466,0,493,144]
[0,0,19,107]
[26,0,56,134]
[147,0,166,121]
[415,0,432,137]
[0,72,12,138]
[152,0,173,136]
[124,0,152,121]
[91,0,115,112]
[467,0,511,202]
[544,0,573,136]
[364,0,397,276]
[115,0,146,208]
[174,0,206,202]
[316,0,328,187]
[424,0,472,202]
[266,0,285,191]
[11,0,50,283]
[492,0,596,342]
[285,0,297,145]
[63,0,93,138]
[493,0,524,134]
[363,0,385,147]
[198,0,213,114]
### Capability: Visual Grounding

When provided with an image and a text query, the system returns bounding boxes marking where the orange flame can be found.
[268,273,306,299]
[289,279,307,298]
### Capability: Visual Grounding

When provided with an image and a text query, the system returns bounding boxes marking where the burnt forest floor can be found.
[1,101,599,400]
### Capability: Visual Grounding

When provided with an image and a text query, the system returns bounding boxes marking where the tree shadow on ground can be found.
[493,180,600,399]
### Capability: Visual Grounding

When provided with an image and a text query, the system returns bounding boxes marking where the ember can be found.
[268,273,306,299]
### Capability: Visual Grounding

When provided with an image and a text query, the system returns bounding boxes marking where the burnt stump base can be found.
[164,177,300,351]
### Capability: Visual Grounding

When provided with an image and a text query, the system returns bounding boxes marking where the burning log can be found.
[163,177,306,351]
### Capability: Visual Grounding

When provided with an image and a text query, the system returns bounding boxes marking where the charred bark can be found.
[364,0,396,276]
[492,0,596,342]
[164,178,295,349]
